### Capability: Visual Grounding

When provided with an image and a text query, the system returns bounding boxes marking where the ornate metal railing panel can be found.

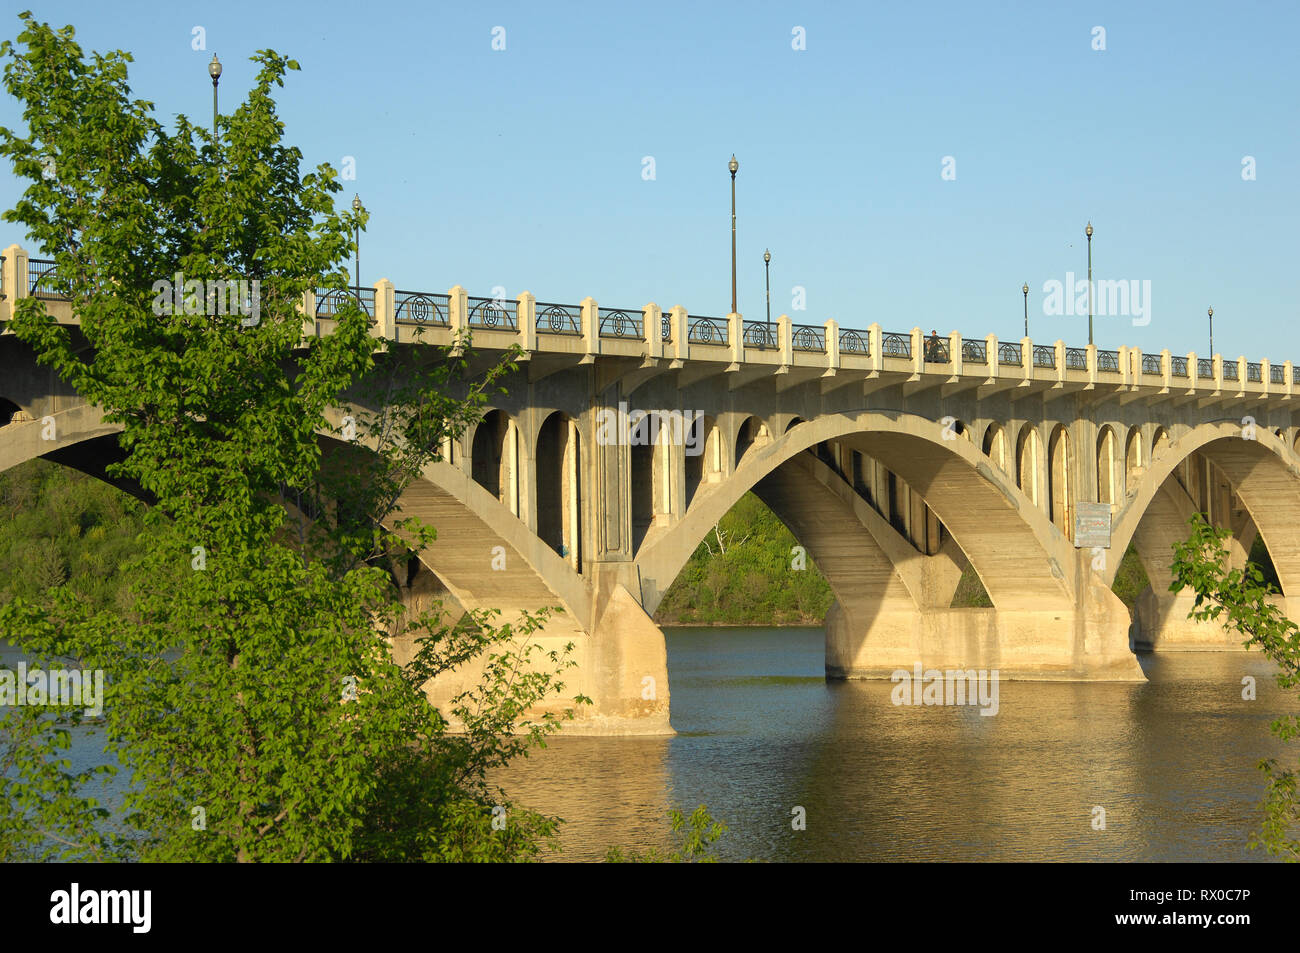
[661,313,672,343]
[839,327,870,356]
[1033,345,1056,369]
[27,257,66,300]
[924,337,950,362]
[0,255,5,300]
[536,302,581,335]
[393,290,450,325]
[961,338,986,363]
[743,320,777,350]
[1065,347,1088,371]
[1170,356,1188,378]
[1294,366,1300,384]
[598,307,643,340]
[687,315,728,346]
[1096,349,1120,373]
[881,332,911,359]
[1223,363,1239,381]
[1270,364,1284,384]
[998,342,1022,366]
[1197,359,1214,380]
[467,295,516,331]
[315,287,374,318]
[1247,362,1262,383]
[791,324,826,352]
[1141,354,1163,376]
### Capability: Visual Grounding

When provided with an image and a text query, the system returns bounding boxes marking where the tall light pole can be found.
[1208,306,1214,357]
[764,248,772,344]
[1085,221,1094,345]
[1022,282,1030,338]
[208,54,221,139]
[352,194,362,306]
[729,154,739,315]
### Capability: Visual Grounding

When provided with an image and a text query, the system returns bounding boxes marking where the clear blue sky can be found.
[2,1,1297,360]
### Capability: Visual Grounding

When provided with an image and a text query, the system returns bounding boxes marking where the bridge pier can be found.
[825,563,1143,681]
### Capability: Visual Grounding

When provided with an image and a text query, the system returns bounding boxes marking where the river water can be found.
[494,626,1298,862]
[5,627,1294,862]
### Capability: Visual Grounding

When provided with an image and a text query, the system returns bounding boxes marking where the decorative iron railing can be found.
[27,257,65,300]
[1141,354,1163,376]
[1294,366,1300,385]
[961,338,987,363]
[466,295,516,331]
[598,307,643,340]
[881,332,911,359]
[1223,362,1239,381]
[1247,362,1262,383]
[1096,349,1120,373]
[687,315,727,346]
[315,287,374,318]
[536,302,581,335]
[0,255,5,300]
[792,324,826,353]
[1033,345,1056,369]
[838,328,870,356]
[743,320,777,349]
[1270,364,1284,384]
[1170,356,1188,378]
[661,314,672,343]
[1198,359,1214,380]
[393,290,450,325]
[998,342,1022,366]
[1065,347,1088,371]
[924,337,950,362]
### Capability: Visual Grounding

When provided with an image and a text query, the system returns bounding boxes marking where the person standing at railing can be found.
[925,329,941,362]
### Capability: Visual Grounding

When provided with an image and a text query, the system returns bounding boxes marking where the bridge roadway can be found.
[4,244,1299,734]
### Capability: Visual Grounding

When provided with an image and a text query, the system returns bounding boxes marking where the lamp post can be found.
[352,194,362,306]
[764,248,772,345]
[1208,306,1214,357]
[729,154,739,315]
[1022,281,1029,338]
[208,54,221,138]
[1085,221,1094,345]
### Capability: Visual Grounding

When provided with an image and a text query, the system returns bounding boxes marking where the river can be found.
[4,627,1294,862]
[493,626,1297,862]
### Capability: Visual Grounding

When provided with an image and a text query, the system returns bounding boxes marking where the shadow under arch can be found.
[636,410,1078,616]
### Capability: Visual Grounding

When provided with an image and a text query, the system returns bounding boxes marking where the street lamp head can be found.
[352,193,362,212]
[764,248,771,264]
[1208,307,1213,317]
[1085,222,1093,238]
[209,54,222,82]
[728,154,739,175]
[1022,282,1029,296]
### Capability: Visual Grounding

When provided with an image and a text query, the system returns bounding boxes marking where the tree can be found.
[1170,513,1300,860]
[0,12,583,862]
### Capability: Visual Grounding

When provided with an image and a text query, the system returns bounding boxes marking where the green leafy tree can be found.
[1170,513,1300,859]
[0,12,583,862]
[605,805,729,863]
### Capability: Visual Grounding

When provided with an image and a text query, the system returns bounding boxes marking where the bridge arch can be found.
[734,415,771,470]
[982,421,1009,474]
[1016,423,1043,508]
[1108,421,1300,596]
[1124,426,1144,495]
[535,410,582,567]
[1097,425,1119,505]
[470,409,516,511]
[637,410,1078,617]
[683,414,721,511]
[1048,424,1073,540]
